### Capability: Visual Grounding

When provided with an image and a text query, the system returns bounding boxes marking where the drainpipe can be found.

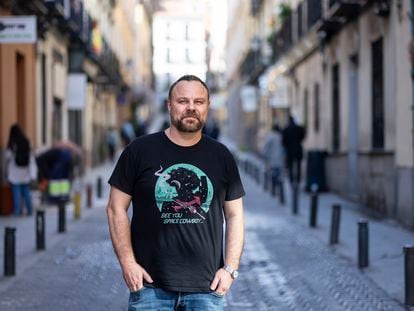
[412,0,414,225]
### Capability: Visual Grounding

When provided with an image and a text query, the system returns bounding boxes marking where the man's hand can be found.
[121,261,153,292]
[210,268,234,295]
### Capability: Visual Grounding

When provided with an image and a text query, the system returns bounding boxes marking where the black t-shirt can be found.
[108,131,245,292]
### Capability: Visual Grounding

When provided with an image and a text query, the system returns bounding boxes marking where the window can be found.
[52,98,62,142]
[297,3,303,39]
[185,24,189,40]
[184,48,188,63]
[372,38,384,149]
[332,64,340,151]
[314,83,320,132]
[166,48,170,63]
[68,110,83,146]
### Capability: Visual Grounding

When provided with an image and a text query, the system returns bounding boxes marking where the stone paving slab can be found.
[225,174,405,310]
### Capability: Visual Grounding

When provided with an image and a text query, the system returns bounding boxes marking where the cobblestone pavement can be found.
[0,173,406,310]
[226,174,404,311]
[0,206,128,311]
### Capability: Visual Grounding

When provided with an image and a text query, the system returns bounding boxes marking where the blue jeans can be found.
[11,183,33,216]
[271,167,281,187]
[128,287,224,311]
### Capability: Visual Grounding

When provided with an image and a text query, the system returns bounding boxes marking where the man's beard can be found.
[172,113,204,133]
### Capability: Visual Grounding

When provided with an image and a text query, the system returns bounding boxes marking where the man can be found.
[282,115,306,185]
[107,75,245,310]
[262,124,284,192]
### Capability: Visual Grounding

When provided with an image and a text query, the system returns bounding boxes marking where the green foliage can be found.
[278,3,292,23]
[267,31,277,46]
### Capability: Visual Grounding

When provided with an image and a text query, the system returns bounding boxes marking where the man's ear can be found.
[167,100,171,111]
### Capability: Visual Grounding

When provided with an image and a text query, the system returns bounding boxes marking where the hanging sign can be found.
[0,16,37,44]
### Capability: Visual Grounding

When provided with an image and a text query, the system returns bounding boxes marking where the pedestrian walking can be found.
[202,116,220,140]
[106,127,117,162]
[120,120,136,147]
[282,115,306,185]
[5,124,37,216]
[262,123,284,190]
[36,140,82,203]
[107,75,245,310]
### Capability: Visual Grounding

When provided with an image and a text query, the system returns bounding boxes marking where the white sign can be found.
[240,86,257,112]
[67,74,87,110]
[0,16,37,44]
[270,76,289,108]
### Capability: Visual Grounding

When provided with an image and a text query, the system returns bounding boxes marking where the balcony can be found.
[8,0,49,38]
[251,0,263,16]
[328,0,365,20]
[373,0,391,17]
[279,13,293,54]
[68,1,89,44]
[45,0,66,18]
[240,49,266,84]
[317,18,343,38]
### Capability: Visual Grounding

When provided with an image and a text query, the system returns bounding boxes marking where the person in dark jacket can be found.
[36,140,82,203]
[282,115,306,185]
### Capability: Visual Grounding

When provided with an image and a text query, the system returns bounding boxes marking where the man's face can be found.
[168,81,209,133]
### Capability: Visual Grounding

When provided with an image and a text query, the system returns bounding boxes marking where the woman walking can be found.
[5,124,37,216]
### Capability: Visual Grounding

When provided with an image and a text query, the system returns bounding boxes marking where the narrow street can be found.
[0,170,405,310]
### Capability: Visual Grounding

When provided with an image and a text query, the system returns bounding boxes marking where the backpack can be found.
[14,141,30,167]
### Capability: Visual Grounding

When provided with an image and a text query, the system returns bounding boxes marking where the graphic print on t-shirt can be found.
[154,164,214,224]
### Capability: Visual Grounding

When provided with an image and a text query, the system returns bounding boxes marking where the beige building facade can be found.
[0,0,155,213]
[226,0,414,227]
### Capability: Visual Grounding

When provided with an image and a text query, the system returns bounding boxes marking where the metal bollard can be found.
[4,227,16,276]
[58,201,66,233]
[358,221,369,268]
[309,191,318,227]
[36,210,45,250]
[271,175,277,197]
[255,166,260,184]
[74,191,81,219]
[263,170,268,191]
[86,183,92,208]
[279,181,285,205]
[252,165,256,181]
[292,183,299,214]
[404,245,414,306]
[330,204,341,244]
[97,176,103,199]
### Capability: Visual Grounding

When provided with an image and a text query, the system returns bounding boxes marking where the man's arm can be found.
[210,197,244,294]
[107,186,153,292]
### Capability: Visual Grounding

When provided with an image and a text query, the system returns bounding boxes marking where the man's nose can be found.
[186,101,196,110]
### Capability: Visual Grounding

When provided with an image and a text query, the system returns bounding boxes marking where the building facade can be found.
[0,0,155,214]
[227,0,414,228]
[152,0,207,108]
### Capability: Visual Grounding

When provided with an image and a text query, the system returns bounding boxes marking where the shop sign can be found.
[0,16,37,44]
[67,73,87,110]
[240,85,258,112]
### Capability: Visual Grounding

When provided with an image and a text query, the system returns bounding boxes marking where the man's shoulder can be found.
[129,132,163,147]
[202,135,229,151]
